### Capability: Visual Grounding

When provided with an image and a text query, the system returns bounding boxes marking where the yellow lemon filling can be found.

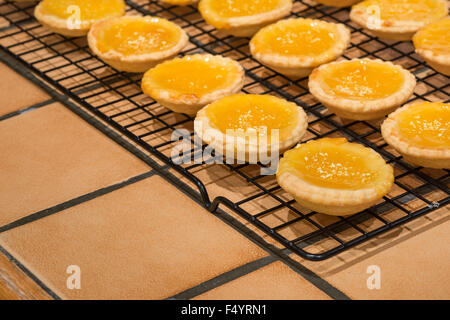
[95,17,182,56]
[143,55,240,97]
[205,0,282,18]
[354,0,448,23]
[413,18,450,55]
[205,94,299,139]
[40,0,125,21]
[321,60,405,100]
[278,138,388,192]
[397,102,450,149]
[251,19,341,57]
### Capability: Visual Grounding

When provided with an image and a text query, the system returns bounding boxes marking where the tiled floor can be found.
[194,261,330,300]
[0,62,50,116]
[294,209,450,300]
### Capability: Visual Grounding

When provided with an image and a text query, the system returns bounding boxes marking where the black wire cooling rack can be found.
[0,0,448,261]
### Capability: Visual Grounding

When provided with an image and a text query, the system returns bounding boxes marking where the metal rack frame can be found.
[0,0,448,261]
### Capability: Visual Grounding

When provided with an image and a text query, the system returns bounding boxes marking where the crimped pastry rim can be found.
[415,47,450,68]
[249,18,351,69]
[381,102,450,161]
[308,58,417,113]
[198,0,292,30]
[141,54,245,107]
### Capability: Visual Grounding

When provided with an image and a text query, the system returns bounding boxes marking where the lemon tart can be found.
[194,94,308,162]
[413,18,450,76]
[35,0,126,37]
[141,54,245,115]
[88,16,188,73]
[277,138,394,215]
[198,0,293,37]
[250,18,351,78]
[314,0,361,7]
[309,59,416,120]
[381,102,450,169]
[350,0,449,41]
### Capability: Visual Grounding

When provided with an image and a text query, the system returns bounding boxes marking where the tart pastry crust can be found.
[413,18,450,76]
[88,16,188,73]
[350,0,449,41]
[314,0,361,7]
[381,102,450,169]
[250,18,351,78]
[277,138,394,215]
[194,94,308,162]
[308,58,416,120]
[141,54,245,115]
[198,0,293,37]
[35,0,126,37]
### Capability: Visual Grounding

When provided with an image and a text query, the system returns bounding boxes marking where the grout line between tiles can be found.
[0,50,349,300]
[0,171,156,234]
[0,98,55,122]
[167,256,278,300]
[0,244,61,300]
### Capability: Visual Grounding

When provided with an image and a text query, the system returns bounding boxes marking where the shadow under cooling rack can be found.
[0,0,448,260]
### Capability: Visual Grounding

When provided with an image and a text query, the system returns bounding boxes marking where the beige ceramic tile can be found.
[0,176,267,300]
[293,208,450,300]
[195,261,330,300]
[0,103,149,225]
[0,62,50,116]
